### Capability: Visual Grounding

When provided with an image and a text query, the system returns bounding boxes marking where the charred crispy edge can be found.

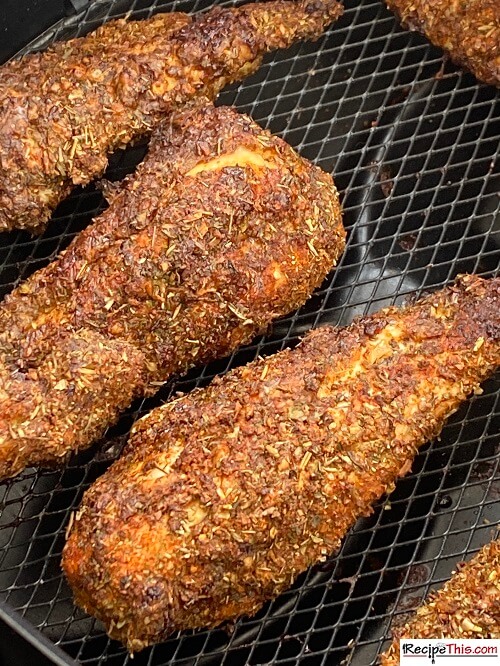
[243,0,343,50]
[380,536,500,665]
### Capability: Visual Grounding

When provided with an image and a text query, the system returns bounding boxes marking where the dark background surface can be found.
[0,0,89,61]
[0,621,55,666]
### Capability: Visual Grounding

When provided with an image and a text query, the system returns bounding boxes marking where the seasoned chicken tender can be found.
[0,105,345,480]
[63,275,500,651]
[380,538,500,665]
[0,0,343,233]
[387,0,500,86]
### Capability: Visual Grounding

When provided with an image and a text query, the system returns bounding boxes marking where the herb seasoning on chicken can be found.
[63,275,500,652]
[0,0,343,234]
[386,0,500,86]
[0,105,345,480]
[381,537,500,665]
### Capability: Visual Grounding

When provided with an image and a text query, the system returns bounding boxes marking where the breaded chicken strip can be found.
[387,0,499,86]
[0,0,342,233]
[0,105,345,480]
[64,274,499,651]
[380,537,500,665]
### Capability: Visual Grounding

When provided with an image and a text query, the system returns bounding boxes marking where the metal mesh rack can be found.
[0,0,499,664]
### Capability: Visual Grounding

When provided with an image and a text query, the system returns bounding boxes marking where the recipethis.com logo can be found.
[400,639,500,665]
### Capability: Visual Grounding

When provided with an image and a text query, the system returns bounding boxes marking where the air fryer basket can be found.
[0,0,498,664]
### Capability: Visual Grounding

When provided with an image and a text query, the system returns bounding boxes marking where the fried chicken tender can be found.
[63,275,499,651]
[0,105,345,480]
[0,0,342,233]
[386,0,500,86]
[380,537,500,665]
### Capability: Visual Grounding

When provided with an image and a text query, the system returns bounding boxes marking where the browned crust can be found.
[63,274,500,651]
[0,104,345,480]
[386,0,500,86]
[380,537,500,665]
[0,0,343,233]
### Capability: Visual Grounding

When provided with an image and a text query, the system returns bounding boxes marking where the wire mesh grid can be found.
[0,0,499,664]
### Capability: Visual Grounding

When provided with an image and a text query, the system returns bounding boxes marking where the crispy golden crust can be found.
[386,0,500,86]
[63,275,500,651]
[0,104,345,480]
[380,538,500,665]
[0,0,342,233]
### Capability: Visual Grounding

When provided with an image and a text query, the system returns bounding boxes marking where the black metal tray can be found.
[0,0,498,664]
